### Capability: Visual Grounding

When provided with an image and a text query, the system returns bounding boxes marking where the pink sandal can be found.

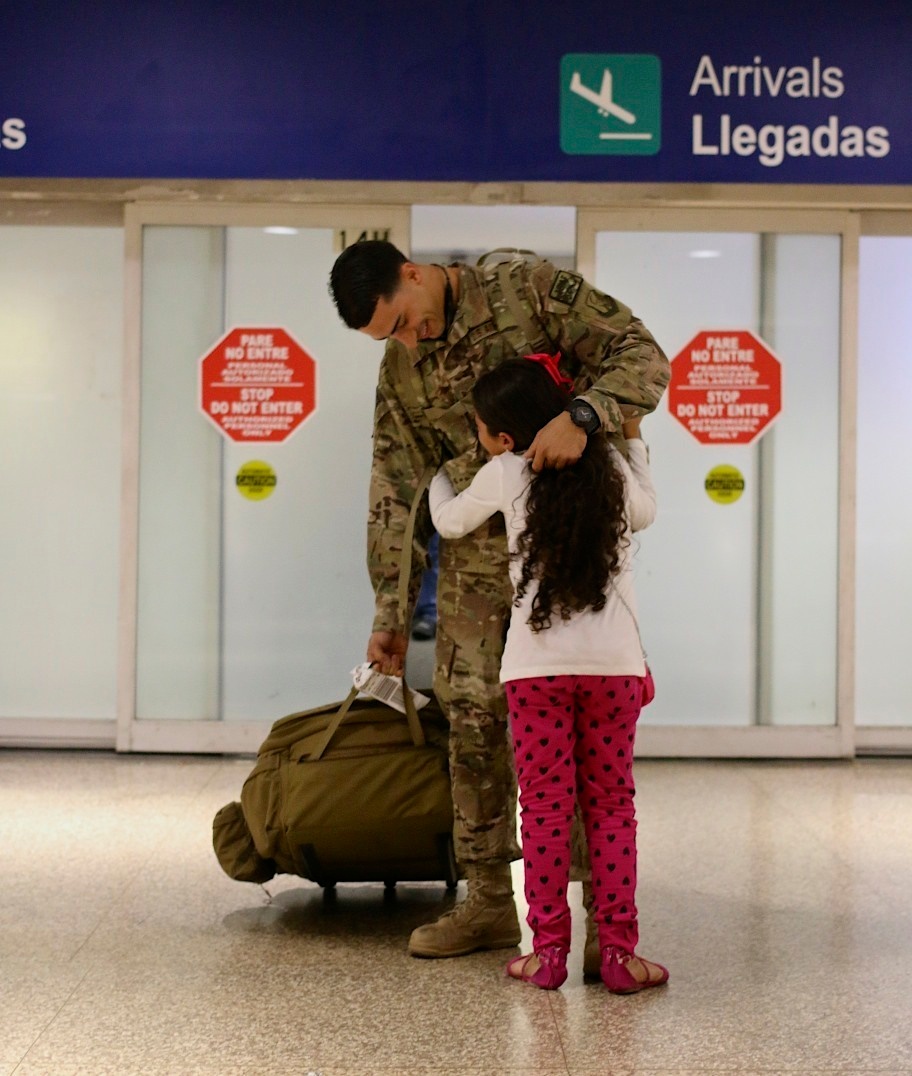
[600,945,669,995]
[505,946,568,990]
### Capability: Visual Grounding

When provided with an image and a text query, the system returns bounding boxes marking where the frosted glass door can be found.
[856,237,912,729]
[136,225,387,723]
[593,230,840,728]
[0,226,123,721]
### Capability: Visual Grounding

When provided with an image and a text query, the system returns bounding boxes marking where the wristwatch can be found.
[566,397,601,435]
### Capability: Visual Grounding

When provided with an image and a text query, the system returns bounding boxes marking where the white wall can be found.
[412,205,576,261]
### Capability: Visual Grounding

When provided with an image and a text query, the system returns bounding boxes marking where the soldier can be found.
[328,240,669,974]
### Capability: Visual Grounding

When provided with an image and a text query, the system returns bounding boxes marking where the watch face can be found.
[569,400,599,433]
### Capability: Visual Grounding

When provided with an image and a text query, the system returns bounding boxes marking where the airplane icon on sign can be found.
[561,54,660,154]
[569,68,636,124]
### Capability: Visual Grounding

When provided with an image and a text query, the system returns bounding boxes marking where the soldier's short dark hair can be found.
[329,240,408,329]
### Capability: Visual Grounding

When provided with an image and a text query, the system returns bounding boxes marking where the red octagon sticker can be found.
[668,329,782,445]
[200,327,316,443]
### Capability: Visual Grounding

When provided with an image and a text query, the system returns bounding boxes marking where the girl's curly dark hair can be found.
[472,359,628,633]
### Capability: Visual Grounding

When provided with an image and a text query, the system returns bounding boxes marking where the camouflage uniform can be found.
[368,257,669,869]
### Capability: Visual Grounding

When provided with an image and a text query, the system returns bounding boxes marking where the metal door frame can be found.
[117,202,411,754]
[852,211,912,755]
[0,203,124,751]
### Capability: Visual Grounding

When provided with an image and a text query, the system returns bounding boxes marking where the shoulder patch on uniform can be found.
[586,291,619,318]
[548,270,583,306]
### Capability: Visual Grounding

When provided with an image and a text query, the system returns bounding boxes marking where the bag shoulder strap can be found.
[477,249,553,355]
[476,247,543,268]
[398,460,433,602]
[389,343,437,620]
[496,261,551,355]
[392,340,423,415]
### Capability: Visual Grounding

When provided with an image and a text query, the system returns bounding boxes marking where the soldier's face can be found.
[361,264,445,349]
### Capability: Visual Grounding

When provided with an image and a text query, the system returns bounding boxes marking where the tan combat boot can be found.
[408,863,521,958]
[582,880,601,979]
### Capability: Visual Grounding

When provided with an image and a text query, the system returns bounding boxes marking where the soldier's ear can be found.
[401,262,421,286]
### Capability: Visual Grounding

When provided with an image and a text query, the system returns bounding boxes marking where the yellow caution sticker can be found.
[704,464,745,505]
[236,460,277,501]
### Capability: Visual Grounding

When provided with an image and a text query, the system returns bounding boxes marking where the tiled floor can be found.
[2,749,912,1075]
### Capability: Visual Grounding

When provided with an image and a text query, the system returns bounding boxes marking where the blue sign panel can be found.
[0,0,909,183]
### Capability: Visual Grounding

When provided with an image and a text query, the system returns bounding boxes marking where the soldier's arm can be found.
[528,262,670,435]
[369,347,436,636]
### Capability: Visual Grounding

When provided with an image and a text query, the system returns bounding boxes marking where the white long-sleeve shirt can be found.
[429,440,655,683]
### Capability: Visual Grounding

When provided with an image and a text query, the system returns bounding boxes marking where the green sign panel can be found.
[560,53,661,155]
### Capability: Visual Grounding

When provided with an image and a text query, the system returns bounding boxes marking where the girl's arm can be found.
[614,437,657,533]
[429,457,505,539]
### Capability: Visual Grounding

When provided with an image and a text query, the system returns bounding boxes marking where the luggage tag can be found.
[350,662,430,715]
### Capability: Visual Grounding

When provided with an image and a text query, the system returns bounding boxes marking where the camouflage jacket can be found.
[369,256,670,634]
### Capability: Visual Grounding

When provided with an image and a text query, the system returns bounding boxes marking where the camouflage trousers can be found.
[433,516,591,879]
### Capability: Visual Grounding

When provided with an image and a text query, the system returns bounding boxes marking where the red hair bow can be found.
[525,352,574,389]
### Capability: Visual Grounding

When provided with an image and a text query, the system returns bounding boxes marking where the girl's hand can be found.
[524,412,587,472]
[622,415,643,439]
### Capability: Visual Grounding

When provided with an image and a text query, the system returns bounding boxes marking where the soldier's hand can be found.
[367,630,409,676]
[524,411,587,472]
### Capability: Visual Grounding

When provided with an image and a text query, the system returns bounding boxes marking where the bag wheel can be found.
[384,880,397,890]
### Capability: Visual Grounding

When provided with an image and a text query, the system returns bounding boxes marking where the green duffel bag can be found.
[213,682,457,889]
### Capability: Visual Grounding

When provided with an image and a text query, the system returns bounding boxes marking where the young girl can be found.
[429,356,668,995]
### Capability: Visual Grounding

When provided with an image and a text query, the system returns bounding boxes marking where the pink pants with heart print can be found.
[506,673,645,955]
